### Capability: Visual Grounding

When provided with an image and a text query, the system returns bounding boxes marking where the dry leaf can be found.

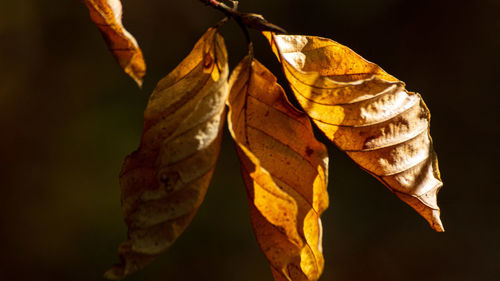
[105,27,229,279]
[227,56,329,280]
[265,32,444,232]
[84,0,146,86]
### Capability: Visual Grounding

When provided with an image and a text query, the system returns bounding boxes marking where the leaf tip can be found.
[132,75,144,88]
[104,265,125,280]
[392,191,445,232]
[416,202,445,232]
[127,55,146,88]
[430,209,445,232]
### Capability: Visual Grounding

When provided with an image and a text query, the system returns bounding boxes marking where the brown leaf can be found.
[105,27,229,279]
[265,32,444,232]
[227,56,329,280]
[84,0,146,86]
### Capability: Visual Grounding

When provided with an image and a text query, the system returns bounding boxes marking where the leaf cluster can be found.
[83,1,444,280]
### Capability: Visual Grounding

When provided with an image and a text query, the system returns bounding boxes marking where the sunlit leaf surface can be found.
[84,0,146,86]
[105,27,229,279]
[227,56,329,280]
[265,32,444,232]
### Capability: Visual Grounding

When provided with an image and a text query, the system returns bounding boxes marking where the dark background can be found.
[1,0,499,280]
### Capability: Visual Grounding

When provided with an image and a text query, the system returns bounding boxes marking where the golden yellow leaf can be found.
[105,27,229,279]
[227,56,329,280]
[84,0,146,86]
[265,32,444,232]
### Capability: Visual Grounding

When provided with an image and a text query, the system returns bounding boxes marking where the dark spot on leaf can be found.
[159,171,180,193]
[203,53,213,69]
[305,146,313,157]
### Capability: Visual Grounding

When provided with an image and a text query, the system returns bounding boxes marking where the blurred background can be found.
[1,0,499,280]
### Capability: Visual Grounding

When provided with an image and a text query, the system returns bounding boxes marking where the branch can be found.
[199,0,286,34]
[199,0,237,17]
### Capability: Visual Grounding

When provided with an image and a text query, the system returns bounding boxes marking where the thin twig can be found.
[235,16,251,45]
[198,0,287,34]
[199,0,237,17]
